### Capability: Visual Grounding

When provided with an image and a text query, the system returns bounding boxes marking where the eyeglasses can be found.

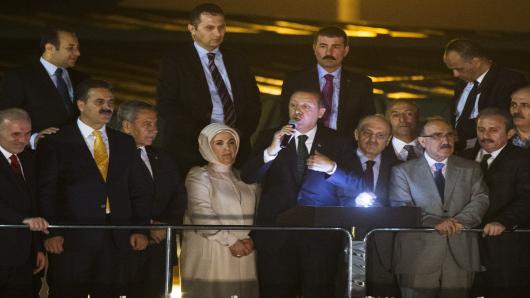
[360,130,390,141]
[421,132,456,141]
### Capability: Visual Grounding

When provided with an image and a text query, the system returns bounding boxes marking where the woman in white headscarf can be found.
[180,123,259,298]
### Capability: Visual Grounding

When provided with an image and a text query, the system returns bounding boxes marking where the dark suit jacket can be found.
[156,43,261,174]
[327,147,400,207]
[280,66,374,137]
[0,60,89,133]
[452,64,527,146]
[144,146,187,225]
[241,125,353,228]
[462,143,530,229]
[0,149,41,267]
[36,124,151,251]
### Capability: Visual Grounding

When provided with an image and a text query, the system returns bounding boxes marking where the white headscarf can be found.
[198,123,240,173]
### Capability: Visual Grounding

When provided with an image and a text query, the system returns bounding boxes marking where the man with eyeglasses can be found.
[389,117,489,298]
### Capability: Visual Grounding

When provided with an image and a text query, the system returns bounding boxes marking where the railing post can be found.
[164,227,173,298]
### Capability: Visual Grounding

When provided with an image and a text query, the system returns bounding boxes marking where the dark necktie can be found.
[321,74,334,127]
[207,53,236,127]
[458,81,480,125]
[433,162,445,202]
[480,153,492,173]
[363,160,376,192]
[9,154,24,179]
[403,144,417,161]
[54,68,73,116]
[296,135,309,183]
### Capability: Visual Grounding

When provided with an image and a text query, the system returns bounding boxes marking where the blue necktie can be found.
[434,162,445,203]
[54,68,73,116]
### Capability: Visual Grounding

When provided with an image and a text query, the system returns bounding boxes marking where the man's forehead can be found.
[512,90,530,102]
[198,13,225,24]
[425,121,451,132]
[290,93,318,104]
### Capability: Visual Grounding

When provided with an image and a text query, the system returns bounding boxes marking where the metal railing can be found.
[0,224,354,298]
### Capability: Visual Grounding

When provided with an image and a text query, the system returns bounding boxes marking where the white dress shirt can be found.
[138,146,153,177]
[357,149,382,189]
[455,70,488,123]
[264,125,318,163]
[0,145,25,177]
[424,152,448,178]
[392,137,422,161]
[77,118,109,157]
[475,144,506,168]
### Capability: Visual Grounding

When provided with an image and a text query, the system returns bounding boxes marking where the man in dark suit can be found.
[281,26,374,137]
[37,80,151,298]
[389,117,489,298]
[510,85,530,148]
[0,108,48,298]
[384,100,422,162]
[462,108,530,297]
[0,27,89,149]
[118,100,187,298]
[443,38,528,151]
[241,89,353,298]
[156,3,261,175]
[308,114,401,297]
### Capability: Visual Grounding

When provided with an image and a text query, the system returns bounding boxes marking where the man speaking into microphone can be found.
[241,89,354,298]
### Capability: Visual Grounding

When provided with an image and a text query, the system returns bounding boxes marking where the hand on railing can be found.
[482,222,506,237]
[22,217,49,234]
[434,218,463,236]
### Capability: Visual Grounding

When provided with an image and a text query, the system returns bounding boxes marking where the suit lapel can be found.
[444,157,461,206]
[188,44,213,111]
[0,155,29,197]
[337,71,352,131]
[145,146,158,181]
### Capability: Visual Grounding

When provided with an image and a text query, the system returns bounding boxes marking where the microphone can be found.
[280,119,297,148]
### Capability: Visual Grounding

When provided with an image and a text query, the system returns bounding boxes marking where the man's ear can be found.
[122,120,132,134]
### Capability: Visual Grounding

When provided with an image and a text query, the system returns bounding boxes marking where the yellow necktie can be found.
[93,130,110,213]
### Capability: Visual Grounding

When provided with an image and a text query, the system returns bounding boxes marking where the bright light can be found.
[171,285,182,298]
[355,192,376,207]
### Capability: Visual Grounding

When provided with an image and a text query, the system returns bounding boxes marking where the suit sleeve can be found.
[360,77,375,117]
[185,168,239,247]
[240,129,275,184]
[279,74,294,125]
[156,54,181,156]
[129,149,152,227]
[453,165,489,228]
[157,157,188,225]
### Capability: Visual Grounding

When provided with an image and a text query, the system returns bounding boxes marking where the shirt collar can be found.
[40,56,60,76]
[0,144,13,161]
[423,152,448,168]
[478,143,506,161]
[294,124,317,140]
[392,137,418,153]
[77,118,106,139]
[356,148,382,165]
[475,70,488,85]
[317,64,341,81]
[194,42,221,59]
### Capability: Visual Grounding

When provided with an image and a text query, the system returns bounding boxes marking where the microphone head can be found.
[288,119,298,128]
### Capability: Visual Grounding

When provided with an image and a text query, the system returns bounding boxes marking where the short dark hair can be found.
[444,38,489,60]
[511,84,530,98]
[419,116,453,136]
[117,100,156,129]
[40,27,76,52]
[290,88,325,109]
[314,26,348,46]
[477,107,514,132]
[190,3,224,27]
[75,79,113,102]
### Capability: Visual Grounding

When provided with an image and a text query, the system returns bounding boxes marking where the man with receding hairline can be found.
[0,27,89,149]
[510,85,530,149]
[443,38,527,151]
[281,26,374,137]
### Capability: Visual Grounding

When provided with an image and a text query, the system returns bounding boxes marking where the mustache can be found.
[439,144,452,149]
[512,113,525,119]
[322,55,336,60]
[479,138,494,144]
[99,109,113,115]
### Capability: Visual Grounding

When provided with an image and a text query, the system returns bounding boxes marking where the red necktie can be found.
[321,74,334,127]
[9,154,24,178]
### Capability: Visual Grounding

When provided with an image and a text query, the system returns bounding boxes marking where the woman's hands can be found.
[229,238,255,257]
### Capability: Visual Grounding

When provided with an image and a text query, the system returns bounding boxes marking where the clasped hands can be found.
[229,238,254,258]
[435,218,463,236]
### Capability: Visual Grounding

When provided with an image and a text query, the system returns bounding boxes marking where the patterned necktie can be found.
[403,145,417,161]
[207,53,236,127]
[93,130,110,213]
[9,154,24,179]
[480,153,492,173]
[321,74,334,127]
[296,135,309,183]
[54,68,73,116]
[363,160,376,192]
[433,162,445,203]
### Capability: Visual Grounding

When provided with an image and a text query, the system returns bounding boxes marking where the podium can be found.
[276,205,421,298]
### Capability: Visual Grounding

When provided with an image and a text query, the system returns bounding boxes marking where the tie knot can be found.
[324,74,334,82]
[92,130,103,138]
[365,160,375,169]
[481,153,492,162]
[55,68,63,76]
[434,162,444,172]
[207,52,215,61]
[298,135,308,143]
[404,145,414,152]
[9,154,17,163]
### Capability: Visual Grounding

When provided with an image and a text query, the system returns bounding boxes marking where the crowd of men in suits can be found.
[0,2,529,298]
